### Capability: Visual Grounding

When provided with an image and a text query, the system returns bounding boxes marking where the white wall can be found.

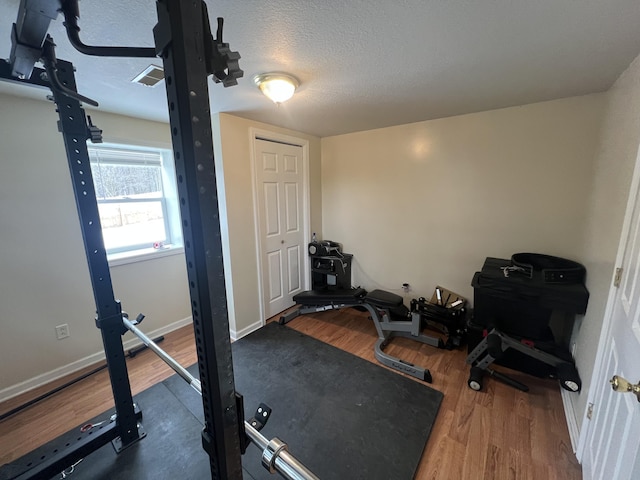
[0,94,191,398]
[321,95,605,304]
[573,52,640,427]
[213,113,322,336]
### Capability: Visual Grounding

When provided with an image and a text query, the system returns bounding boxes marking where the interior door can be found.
[582,149,640,479]
[254,138,305,319]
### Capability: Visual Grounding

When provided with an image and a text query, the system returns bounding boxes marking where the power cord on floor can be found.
[351,257,415,303]
[0,336,165,422]
[60,458,83,478]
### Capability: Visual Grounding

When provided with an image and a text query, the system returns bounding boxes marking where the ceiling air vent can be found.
[132,65,164,87]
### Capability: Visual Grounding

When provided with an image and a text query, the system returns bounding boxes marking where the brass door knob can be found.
[610,375,640,402]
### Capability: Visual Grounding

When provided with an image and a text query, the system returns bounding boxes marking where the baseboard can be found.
[230,319,263,341]
[561,388,580,454]
[0,316,193,404]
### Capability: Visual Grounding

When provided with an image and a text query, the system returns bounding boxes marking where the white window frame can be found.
[87,142,183,265]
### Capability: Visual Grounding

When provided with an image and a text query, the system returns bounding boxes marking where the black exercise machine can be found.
[465,255,588,393]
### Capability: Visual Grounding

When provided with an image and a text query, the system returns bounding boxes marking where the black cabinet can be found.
[468,256,588,378]
[471,257,588,344]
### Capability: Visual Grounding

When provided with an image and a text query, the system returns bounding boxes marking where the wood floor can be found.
[0,308,581,479]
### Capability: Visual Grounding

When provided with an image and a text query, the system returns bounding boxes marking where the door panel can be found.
[583,150,640,479]
[285,183,299,232]
[263,151,277,172]
[255,139,305,318]
[284,154,298,173]
[267,250,283,302]
[620,217,638,312]
[264,183,280,236]
[287,245,301,292]
[611,395,639,479]
[590,346,618,479]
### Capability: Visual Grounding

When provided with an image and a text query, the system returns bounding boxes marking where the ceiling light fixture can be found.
[253,73,299,103]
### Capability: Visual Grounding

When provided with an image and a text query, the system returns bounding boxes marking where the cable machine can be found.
[0,1,317,479]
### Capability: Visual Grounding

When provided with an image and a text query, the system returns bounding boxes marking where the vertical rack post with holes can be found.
[153,0,243,477]
[0,57,146,480]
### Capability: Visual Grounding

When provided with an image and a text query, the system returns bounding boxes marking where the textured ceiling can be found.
[1,0,640,137]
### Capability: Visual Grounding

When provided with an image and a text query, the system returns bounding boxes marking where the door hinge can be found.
[587,402,594,420]
[613,267,623,288]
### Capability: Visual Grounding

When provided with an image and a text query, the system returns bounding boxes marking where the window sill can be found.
[108,245,185,267]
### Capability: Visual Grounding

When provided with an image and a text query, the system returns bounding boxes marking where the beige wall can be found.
[572,52,640,426]
[214,113,322,336]
[0,94,191,397]
[321,95,605,304]
[0,95,320,398]
[3,65,636,434]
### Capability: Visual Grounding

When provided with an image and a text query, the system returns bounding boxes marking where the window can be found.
[88,143,182,261]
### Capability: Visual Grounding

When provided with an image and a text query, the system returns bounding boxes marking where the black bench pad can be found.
[293,287,367,305]
[365,289,404,308]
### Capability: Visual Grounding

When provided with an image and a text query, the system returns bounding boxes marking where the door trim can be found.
[576,142,640,462]
[249,128,311,324]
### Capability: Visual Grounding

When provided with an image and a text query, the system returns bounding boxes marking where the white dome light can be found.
[253,73,299,103]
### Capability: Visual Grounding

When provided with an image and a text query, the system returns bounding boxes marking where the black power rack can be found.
[0,1,253,479]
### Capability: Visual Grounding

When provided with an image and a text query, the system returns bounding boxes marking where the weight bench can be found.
[280,288,443,382]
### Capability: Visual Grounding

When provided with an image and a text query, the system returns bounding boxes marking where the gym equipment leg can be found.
[466,328,581,392]
[369,308,439,382]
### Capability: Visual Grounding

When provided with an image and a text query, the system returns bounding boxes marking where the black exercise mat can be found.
[4,323,442,480]
[0,382,240,480]
[165,323,443,479]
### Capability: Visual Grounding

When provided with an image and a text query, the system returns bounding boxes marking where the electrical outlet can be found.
[55,323,70,340]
